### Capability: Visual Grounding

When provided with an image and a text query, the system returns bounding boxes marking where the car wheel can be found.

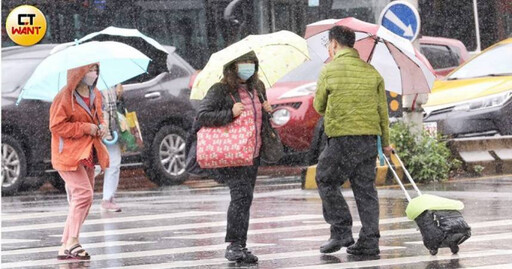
[1,135,27,196]
[145,125,189,186]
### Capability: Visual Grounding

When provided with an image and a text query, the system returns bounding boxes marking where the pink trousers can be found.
[58,165,95,243]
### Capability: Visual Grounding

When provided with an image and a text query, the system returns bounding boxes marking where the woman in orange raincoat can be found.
[49,64,109,260]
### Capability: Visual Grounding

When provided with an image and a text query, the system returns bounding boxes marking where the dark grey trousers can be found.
[222,160,259,245]
[315,136,380,245]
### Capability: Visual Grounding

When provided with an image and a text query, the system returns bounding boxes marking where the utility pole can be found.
[401,0,427,136]
[473,0,481,53]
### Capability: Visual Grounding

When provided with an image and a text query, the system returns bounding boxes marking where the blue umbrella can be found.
[17,41,151,104]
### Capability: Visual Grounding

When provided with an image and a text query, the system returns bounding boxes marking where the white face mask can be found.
[237,63,256,81]
[82,71,98,86]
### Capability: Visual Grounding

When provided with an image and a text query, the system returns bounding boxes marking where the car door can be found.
[1,57,53,174]
[121,72,168,150]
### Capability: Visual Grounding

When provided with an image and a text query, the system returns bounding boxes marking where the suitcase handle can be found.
[384,152,422,202]
[393,153,422,195]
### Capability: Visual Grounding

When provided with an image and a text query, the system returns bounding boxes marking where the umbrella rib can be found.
[384,41,428,95]
[384,40,422,70]
[99,74,110,90]
[258,67,272,88]
[58,70,61,92]
[129,58,150,74]
[382,41,405,95]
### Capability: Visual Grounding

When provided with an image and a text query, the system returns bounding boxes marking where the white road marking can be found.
[467,264,512,269]
[87,246,406,269]
[48,214,323,238]
[405,232,512,245]
[282,249,512,269]
[1,241,153,256]
[1,239,39,244]
[284,219,512,242]
[2,211,224,232]
[168,217,410,240]
[0,243,273,268]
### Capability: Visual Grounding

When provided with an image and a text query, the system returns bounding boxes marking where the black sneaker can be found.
[320,238,355,253]
[225,243,258,263]
[346,241,380,256]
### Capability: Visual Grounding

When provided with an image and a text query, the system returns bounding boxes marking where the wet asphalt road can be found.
[2,170,512,269]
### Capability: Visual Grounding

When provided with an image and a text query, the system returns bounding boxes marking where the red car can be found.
[268,36,469,165]
[419,36,470,78]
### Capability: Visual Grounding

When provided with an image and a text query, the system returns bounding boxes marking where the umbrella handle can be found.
[102,131,118,145]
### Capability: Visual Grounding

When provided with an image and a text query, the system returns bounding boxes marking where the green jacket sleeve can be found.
[314,67,328,116]
[377,80,390,146]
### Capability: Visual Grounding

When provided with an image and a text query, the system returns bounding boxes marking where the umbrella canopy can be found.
[191,30,310,100]
[17,41,150,104]
[306,17,436,95]
[51,26,168,75]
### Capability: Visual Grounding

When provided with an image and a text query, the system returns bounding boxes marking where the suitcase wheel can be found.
[450,245,459,254]
[429,249,438,255]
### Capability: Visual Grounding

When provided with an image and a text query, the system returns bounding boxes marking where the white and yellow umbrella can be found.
[191,30,310,100]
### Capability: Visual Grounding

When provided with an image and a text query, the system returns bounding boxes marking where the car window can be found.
[420,44,460,70]
[449,43,512,80]
[167,53,192,80]
[1,59,42,93]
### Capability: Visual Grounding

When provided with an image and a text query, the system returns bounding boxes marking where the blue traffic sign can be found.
[379,1,420,41]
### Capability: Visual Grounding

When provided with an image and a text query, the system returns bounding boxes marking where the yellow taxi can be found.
[423,38,512,137]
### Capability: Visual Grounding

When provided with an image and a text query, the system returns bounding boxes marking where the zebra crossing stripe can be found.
[282,218,512,243]
[1,211,80,221]
[167,217,410,240]
[281,249,512,269]
[283,228,419,242]
[47,214,324,238]
[467,264,512,269]
[2,211,224,232]
[1,241,153,256]
[1,189,304,220]
[104,247,405,269]
[405,232,512,245]
[0,243,273,268]
[1,239,39,244]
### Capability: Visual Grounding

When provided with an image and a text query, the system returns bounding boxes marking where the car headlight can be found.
[278,83,316,99]
[453,91,512,112]
[271,108,291,126]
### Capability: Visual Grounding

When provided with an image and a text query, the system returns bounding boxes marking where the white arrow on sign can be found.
[384,10,414,37]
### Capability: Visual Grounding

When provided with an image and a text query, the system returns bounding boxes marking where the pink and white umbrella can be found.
[305,17,436,95]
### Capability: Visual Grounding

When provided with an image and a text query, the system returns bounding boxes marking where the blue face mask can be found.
[237,63,256,81]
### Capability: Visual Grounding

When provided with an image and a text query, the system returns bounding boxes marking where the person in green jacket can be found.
[313,25,393,256]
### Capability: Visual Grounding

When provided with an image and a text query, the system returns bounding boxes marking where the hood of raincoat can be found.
[49,63,110,171]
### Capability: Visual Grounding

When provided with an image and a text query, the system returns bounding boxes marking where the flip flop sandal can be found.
[57,254,70,260]
[63,244,90,260]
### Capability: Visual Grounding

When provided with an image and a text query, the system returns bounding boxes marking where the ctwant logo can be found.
[6,5,47,46]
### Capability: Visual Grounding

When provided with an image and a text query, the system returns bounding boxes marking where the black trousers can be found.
[315,136,380,245]
[221,159,259,245]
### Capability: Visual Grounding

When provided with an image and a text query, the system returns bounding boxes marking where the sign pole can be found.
[473,0,482,53]
[400,0,426,137]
